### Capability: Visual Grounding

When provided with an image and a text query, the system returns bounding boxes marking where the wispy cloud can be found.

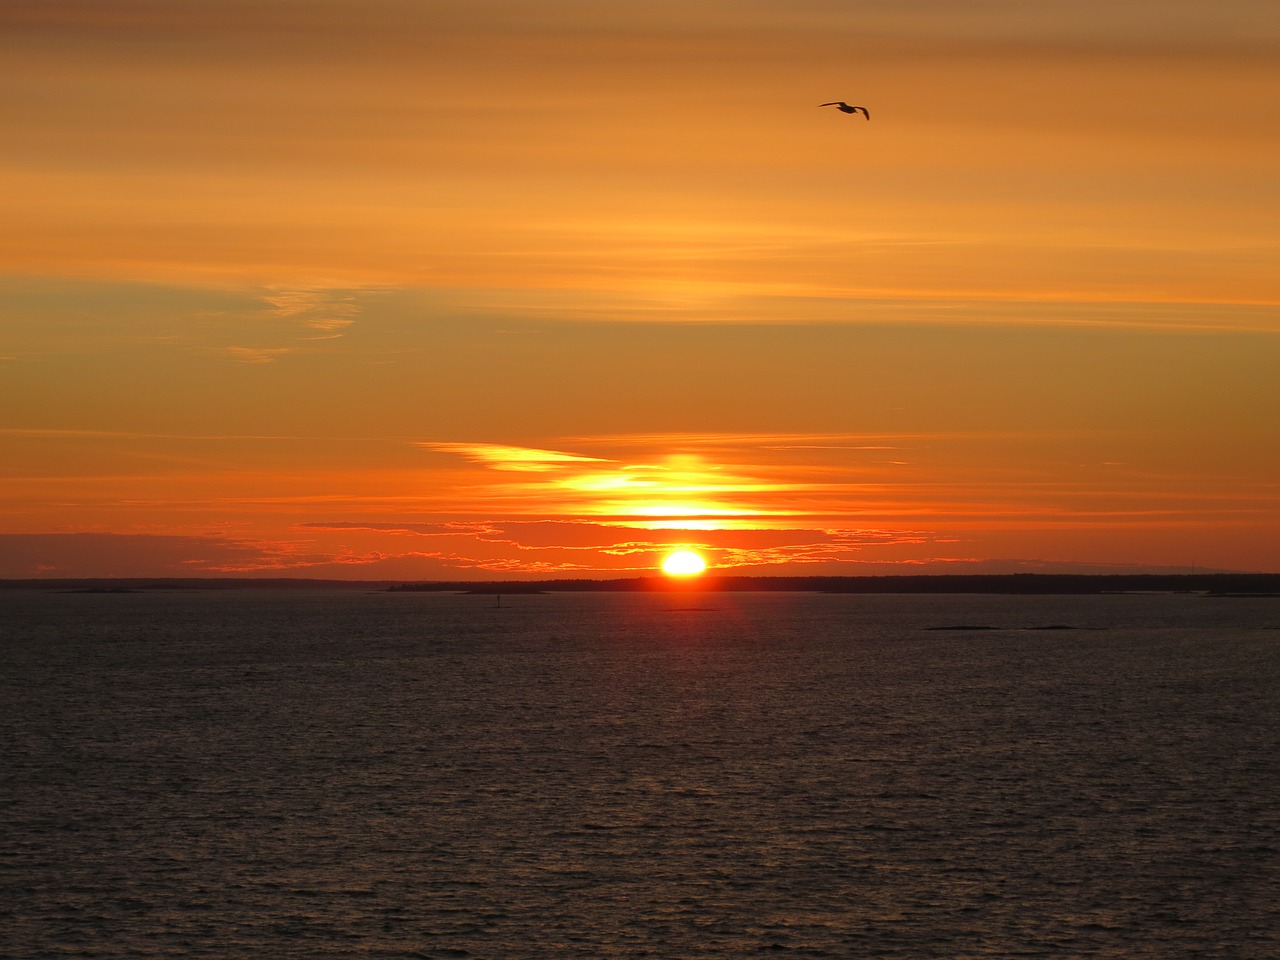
[421,439,814,522]
[262,288,362,338]
[410,436,1015,535]
[420,442,612,472]
[222,346,294,364]
[300,520,498,538]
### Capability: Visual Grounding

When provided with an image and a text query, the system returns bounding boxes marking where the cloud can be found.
[420,442,612,472]
[202,288,369,362]
[0,533,280,578]
[0,532,463,579]
[418,434,911,524]
[299,521,497,537]
[222,346,294,364]
[262,288,362,337]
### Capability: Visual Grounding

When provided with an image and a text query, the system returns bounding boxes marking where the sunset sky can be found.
[3,0,1278,579]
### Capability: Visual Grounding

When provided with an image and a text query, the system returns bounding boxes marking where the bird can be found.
[820,101,870,120]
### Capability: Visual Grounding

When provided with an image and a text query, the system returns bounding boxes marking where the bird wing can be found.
[856,106,870,119]
[819,102,840,107]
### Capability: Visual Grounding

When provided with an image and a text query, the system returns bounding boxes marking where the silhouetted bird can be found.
[820,101,870,120]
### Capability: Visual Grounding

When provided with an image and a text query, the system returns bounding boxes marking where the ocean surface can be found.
[2,589,1277,959]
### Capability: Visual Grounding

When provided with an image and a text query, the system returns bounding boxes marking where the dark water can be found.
[2,590,1277,958]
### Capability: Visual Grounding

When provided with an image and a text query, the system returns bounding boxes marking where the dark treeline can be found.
[4,573,1279,595]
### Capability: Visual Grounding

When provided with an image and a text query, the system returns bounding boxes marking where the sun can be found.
[661,549,707,577]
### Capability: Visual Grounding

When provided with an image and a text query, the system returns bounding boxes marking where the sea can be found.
[2,589,1277,959]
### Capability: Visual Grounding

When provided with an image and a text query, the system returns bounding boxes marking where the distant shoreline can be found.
[3,573,1279,596]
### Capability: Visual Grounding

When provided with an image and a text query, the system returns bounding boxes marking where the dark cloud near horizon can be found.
[0,533,275,578]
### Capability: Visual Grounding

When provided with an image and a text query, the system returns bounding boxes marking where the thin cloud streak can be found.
[222,346,293,364]
[420,443,613,472]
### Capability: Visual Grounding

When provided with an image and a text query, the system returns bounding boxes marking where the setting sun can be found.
[661,550,707,577]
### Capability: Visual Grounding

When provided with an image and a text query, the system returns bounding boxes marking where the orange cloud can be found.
[422,440,816,523]
[221,346,293,364]
[420,443,612,473]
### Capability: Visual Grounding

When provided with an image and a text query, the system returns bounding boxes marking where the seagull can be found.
[820,101,870,120]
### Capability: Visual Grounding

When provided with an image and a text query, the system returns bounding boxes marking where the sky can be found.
[2,0,1278,579]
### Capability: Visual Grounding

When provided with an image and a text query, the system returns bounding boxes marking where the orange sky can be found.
[2,0,1278,578]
